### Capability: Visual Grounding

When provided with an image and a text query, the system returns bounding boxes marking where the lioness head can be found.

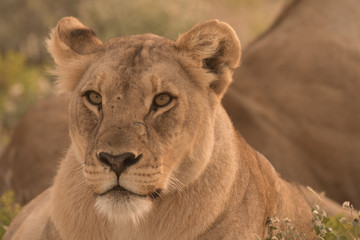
[47,17,241,223]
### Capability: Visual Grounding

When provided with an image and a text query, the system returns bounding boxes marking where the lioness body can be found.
[5,18,317,239]
[6,111,314,239]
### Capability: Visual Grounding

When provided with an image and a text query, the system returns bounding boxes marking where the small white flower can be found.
[321,210,327,217]
[339,217,347,224]
[283,217,291,223]
[342,201,350,208]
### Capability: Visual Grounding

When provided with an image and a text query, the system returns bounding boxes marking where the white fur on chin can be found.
[94,194,153,225]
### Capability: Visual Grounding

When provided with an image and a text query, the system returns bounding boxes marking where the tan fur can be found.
[4,17,318,239]
[2,0,360,208]
[223,0,360,206]
[0,96,70,204]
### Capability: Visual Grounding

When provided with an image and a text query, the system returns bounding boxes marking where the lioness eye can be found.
[153,93,172,107]
[85,91,102,106]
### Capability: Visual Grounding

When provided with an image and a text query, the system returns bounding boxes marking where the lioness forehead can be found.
[90,35,178,74]
[102,34,176,68]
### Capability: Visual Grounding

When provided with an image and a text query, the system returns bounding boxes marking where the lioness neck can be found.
[51,106,242,240]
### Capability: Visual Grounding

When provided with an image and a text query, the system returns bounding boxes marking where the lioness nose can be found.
[97,152,142,178]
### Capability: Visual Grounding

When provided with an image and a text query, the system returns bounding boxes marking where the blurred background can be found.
[0,0,289,152]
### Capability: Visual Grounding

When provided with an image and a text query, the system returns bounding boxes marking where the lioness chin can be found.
[4,17,317,239]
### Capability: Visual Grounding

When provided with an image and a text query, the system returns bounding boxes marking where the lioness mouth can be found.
[100,185,149,198]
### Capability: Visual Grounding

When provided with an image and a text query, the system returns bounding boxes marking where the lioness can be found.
[2,0,360,208]
[5,17,318,239]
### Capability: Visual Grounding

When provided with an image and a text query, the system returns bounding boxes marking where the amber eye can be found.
[85,91,102,106]
[153,93,172,108]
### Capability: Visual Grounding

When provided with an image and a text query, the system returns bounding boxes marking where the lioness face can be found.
[48,17,240,223]
[69,39,216,221]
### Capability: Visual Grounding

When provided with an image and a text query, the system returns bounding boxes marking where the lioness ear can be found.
[176,20,241,98]
[47,17,103,93]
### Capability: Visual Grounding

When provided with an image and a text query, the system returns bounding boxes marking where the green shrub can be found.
[0,51,50,144]
[0,191,21,239]
[312,202,360,240]
[259,214,306,240]
[258,202,360,240]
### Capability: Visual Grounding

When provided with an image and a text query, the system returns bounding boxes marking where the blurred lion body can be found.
[223,0,360,205]
[4,17,318,239]
[0,96,70,203]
